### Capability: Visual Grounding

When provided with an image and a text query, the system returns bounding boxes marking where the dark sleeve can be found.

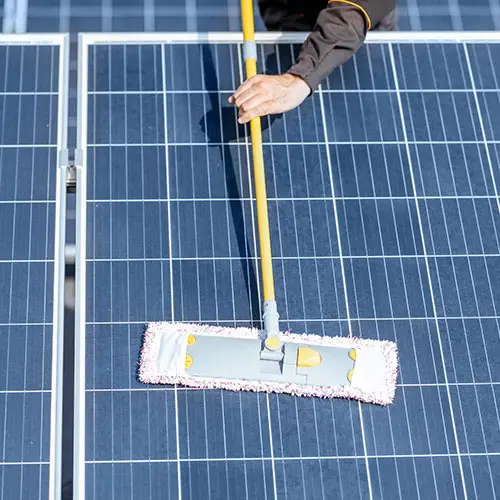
[288,0,396,92]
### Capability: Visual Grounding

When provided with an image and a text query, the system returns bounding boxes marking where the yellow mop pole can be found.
[240,0,281,350]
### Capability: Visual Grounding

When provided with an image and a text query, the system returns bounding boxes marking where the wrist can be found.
[285,71,313,96]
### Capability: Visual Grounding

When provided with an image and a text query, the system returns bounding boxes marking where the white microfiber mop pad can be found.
[139,322,398,405]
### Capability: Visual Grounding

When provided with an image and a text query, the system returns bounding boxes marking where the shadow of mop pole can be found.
[200,44,262,327]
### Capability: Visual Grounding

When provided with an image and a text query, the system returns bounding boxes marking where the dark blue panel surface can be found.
[171,259,261,322]
[420,198,500,255]
[86,50,179,492]
[87,201,170,259]
[269,394,364,457]
[0,464,50,500]
[439,318,500,383]
[394,43,471,90]
[89,45,163,92]
[0,148,57,201]
[168,145,251,199]
[85,40,500,500]
[275,459,371,500]
[0,325,52,391]
[86,261,172,323]
[369,456,466,500]
[180,460,275,500]
[22,0,500,34]
[462,455,500,500]
[478,92,500,140]
[429,256,500,317]
[344,257,433,318]
[86,462,179,500]
[269,200,340,257]
[401,92,481,142]
[0,45,59,92]
[329,144,413,198]
[0,392,51,461]
[0,44,60,500]
[0,203,55,259]
[88,93,165,144]
[468,44,500,89]
[409,143,495,197]
[86,323,161,390]
[451,385,500,452]
[164,44,240,92]
[88,146,168,200]
[86,389,177,460]
[0,262,54,323]
[170,200,256,258]
[177,390,272,458]
[265,144,332,199]
[337,199,423,256]
[363,386,457,455]
[0,95,57,145]
[323,91,403,143]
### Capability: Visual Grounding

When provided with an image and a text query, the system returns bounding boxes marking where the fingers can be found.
[238,94,273,123]
[231,87,260,109]
[228,75,262,105]
[238,106,267,124]
[229,75,273,123]
[230,74,302,123]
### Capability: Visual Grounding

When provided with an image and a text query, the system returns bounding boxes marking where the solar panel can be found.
[14,0,500,33]
[75,33,500,500]
[0,35,68,500]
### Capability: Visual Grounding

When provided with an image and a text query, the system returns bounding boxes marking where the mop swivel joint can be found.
[263,300,280,337]
[261,300,282,361]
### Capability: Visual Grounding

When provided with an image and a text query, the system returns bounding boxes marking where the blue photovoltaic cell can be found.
[84,40,500,500]
[0,44,60,500]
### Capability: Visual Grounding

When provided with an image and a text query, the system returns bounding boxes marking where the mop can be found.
[139,0,398,405]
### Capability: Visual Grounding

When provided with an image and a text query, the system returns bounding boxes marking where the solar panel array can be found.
[0,37,68,500]
[75,35,500,500]
[4,0,499,33]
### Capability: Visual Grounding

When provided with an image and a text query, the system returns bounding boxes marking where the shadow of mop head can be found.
[139,322,398,405]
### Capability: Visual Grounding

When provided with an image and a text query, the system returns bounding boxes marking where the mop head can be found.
[139,322,398,405]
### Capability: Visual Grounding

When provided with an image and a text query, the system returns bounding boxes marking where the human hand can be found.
[228,74,310,124]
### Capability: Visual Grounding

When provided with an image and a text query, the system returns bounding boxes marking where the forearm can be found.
[288,0,396,92]
[288,3,366,91]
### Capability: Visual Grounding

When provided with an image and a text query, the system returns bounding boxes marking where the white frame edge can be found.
[0,32,67,45]
[79,30,500,45]
[49,33,70,500]
[74,33,89,500]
